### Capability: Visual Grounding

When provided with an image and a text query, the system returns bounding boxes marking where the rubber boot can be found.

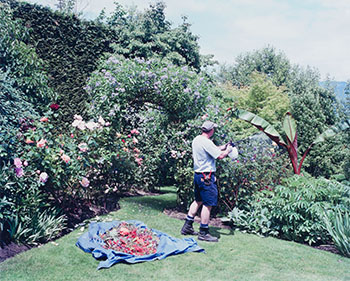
[198,227,218,242]
[181,219,198,235]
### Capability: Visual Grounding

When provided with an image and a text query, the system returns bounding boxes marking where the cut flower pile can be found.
[99,222,159,256]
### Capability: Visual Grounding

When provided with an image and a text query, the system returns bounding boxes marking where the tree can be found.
[217,71,290,139]
[218,46,291,87]
[101,2,204,71]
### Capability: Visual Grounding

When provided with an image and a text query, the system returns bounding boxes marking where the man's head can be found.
[201,120,218,137]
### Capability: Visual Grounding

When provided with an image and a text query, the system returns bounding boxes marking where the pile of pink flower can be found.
[100,222,159,256]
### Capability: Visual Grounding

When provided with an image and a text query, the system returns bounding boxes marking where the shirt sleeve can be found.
[203,139,222,159]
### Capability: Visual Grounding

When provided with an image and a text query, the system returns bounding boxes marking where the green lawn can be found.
[1,187,350,281]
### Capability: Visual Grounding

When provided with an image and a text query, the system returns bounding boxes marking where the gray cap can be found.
[201,120,218,131]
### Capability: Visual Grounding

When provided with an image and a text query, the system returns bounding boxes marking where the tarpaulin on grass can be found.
[76,220,204,269]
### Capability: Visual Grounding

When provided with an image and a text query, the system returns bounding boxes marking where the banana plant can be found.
[230,108,349,174]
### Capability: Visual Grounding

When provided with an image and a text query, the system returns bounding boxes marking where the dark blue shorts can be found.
[194,173,218,206]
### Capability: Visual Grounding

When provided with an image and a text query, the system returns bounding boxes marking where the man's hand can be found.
[218,143,232,159]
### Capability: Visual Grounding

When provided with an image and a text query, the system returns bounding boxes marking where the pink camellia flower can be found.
[61,154,71,164]
[23,160,28,167]
[78,142,88,152]
[201,114,208,120]
[132,137,138,144]
[135,157,143,166]
[15,167,24,177]
[39,172,49,183]
[80,177,90,187]
[25,139,35,144]
[40,117,49,122]
[130,129,140,135]
[105,122,111,127]
[14,157,22,168]
[37,139,47,148]
[70,133,74,138]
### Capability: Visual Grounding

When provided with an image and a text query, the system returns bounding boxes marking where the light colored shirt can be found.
[192,135,221,172]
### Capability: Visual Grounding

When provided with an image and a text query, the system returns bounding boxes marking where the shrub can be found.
[323,209,350,257]
[228,175,350,245]
[86,55,212,191]
[1,108,142,244]
[216,135,292,214]
[86,55,211,124]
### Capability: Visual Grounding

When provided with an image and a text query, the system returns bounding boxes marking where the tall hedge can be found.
[2,0,116,127]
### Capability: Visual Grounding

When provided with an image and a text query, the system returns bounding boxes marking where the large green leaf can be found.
[233,109,287,146]
[312,120,350,145]
[283,112,297,144]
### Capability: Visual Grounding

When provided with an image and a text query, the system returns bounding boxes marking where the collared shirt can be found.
[192,135,221,173]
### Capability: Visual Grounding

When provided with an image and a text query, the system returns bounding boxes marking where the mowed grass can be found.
[1,186,350,281]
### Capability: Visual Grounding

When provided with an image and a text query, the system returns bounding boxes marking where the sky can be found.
[26,0,350,82]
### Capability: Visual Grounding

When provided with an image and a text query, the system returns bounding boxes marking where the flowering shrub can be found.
[86,55,211,125]
[1,106,142,244]
[217,136,292,213]
[100,222,159,256]
[84,55,213,191]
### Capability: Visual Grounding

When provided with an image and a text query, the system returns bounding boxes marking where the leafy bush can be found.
[229,175,350,245]
[87,55,211,124]
[0,3,54,111]
[217,135,292,214]
[0,161,66,245]
[323,209,350,257]
[86,55,212,191]
[1,108,142,244]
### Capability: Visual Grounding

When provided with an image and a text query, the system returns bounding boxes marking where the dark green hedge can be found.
[2,0,116,127]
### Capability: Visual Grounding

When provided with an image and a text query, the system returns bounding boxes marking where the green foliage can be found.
[0,3,55,110]
[218,72,290,139]
[216,136,292,214]
[3,0,116,127]
[229,175,350,245]
[87,55,210,125]
[1,108,142,244]
[323,209,350,257]
[101,2,203,70]
[217,46,347,178]
[0,161,66,244]
[231,108,349,175]
[0,71,39,165]
[4,0,207,130]
[218,46,291,87]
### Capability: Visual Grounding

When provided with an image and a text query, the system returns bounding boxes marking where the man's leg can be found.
[200,205,211,225]
[198,204,218,242]
[181,201,202,235]
[188,200,202,217]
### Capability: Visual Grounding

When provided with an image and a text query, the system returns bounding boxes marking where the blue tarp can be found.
[76,220,204,269]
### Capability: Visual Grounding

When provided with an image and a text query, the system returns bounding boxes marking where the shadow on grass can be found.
[211,227,235,239]
[123,192,177,212]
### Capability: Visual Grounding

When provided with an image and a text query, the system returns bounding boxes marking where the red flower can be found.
[50,103,60,110]
[121,139,126,143]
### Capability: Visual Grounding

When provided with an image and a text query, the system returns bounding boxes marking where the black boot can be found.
[181,219,198,235]
[198,227,218,242]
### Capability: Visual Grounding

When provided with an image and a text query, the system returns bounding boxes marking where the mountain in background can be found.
[320,81,348,101]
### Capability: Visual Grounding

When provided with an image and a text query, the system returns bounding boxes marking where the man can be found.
[181,120,233,242]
